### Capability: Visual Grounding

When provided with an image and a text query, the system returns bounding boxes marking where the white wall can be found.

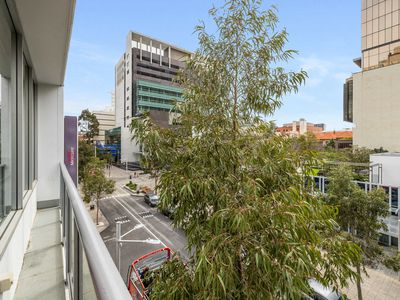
[115,56,125,128]
[37,84,63,206]
[0,187,36,300]
[370,153,400,187]
[120,127,141,163]
[353,63,400,151]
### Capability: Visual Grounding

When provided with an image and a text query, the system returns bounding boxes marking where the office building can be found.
[0,1,130,299]
[344,0,400,151]
[93,93,116,145]
[275,118,326,137]
[115,31,192,163]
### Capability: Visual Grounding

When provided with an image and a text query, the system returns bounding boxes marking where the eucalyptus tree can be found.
[81,157,115,225]
[131,0,361,298]
[327,164,395,300]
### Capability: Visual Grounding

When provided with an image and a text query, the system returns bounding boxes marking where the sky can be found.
[64,0,361,131]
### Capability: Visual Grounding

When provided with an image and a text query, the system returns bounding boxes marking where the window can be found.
[0,1,14,226]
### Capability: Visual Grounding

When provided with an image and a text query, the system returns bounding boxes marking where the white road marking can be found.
[113,196,168,248]
[120,223,145,239]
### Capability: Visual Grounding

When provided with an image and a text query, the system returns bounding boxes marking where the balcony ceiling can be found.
[13,0,76,85]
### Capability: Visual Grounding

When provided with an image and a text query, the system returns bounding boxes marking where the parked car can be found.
[302,279,343,300]
[144,192,159,207]
[159,204,176,219]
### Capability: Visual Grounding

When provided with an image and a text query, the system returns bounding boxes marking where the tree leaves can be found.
[130,0,363,299]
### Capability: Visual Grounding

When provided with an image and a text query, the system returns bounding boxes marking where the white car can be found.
[303,279,343,300]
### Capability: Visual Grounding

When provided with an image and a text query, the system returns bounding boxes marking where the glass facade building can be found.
[362,0,400,69]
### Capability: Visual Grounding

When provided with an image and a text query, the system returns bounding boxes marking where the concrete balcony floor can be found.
[14,207,65,300]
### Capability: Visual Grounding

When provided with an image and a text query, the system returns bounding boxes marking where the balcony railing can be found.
[60,163,131,300]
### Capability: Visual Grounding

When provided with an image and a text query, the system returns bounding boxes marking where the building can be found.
[115,31,192,163]
[93,93,116,145]
[344,0,400,151]
[275,118,326,137]
[0,1,130,299]
[314,130,353,149]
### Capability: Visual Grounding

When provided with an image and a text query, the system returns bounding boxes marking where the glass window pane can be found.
[373,5,379,19]
[367,21,373,35]
[0,1,13,225]
[367,7,373,21]
[373,18,379,32]
[386,0,393,13]
[386,13,392,27]
[22,60,29,191]
[379,30,386,44]
[393,25,399,40]
[379,1,386,17]
[379,15,386,30]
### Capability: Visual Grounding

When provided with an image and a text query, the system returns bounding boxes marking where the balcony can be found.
[13,164,131,300]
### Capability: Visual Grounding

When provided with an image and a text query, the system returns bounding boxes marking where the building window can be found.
[127,106,129,110]
[343,79,353,122]
[0,1,14,226]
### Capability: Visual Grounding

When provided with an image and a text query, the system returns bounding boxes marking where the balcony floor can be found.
[14,207,65,300]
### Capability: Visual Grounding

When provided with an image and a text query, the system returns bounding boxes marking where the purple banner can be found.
[64,116,78,186]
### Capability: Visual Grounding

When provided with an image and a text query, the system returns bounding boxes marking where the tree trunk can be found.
[356,263,363,300]
[96,198,100,225]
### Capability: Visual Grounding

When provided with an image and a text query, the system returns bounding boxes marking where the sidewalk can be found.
[343,266,400,299]
[108,165,156,192]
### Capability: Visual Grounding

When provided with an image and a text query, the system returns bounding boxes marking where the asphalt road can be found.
[99,185,189,281]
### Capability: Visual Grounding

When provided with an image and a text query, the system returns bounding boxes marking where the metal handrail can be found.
[60,163,131,300]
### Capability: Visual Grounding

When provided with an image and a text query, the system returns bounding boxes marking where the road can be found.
[99,184,189,280]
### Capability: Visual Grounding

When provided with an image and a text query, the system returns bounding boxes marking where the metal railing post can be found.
[60,163,131,300]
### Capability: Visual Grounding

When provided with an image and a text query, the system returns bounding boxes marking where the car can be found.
[302,279,343,300]
[144,192,159,207]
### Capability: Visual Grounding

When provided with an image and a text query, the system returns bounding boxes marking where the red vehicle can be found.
[127,247,171,299]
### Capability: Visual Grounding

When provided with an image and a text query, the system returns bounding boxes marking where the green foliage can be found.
[327,164,393,299]
[384,252,400,272]
[126,181,137,191]
[131,0,363,298]
[78,109,99,142]
[81,157,115,203]
[78,140,95,182]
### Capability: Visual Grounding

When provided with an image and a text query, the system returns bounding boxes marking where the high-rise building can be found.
[115,31,192,163]
[344,0,400,151]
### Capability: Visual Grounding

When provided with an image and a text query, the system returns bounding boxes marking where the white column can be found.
[139,37,142,61]
[150,40,152,63]
[168,46,171,68]
[159,43,162,66]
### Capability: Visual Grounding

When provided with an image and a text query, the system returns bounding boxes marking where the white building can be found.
[93,93,116,145]
[115,31,191,163]
[0,1,130,299]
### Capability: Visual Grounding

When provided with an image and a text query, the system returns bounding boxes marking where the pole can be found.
[96,198,99,225]
[94,144,97,157]
[116,221,121,274]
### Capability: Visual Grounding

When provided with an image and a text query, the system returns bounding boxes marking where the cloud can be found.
[298,55,353,87]
[70,40,119,64]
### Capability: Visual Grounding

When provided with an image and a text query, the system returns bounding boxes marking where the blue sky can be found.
[64,0,361,130]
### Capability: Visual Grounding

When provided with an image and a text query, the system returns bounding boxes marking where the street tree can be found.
[81,157,115,224]
[327,164,392,300]
[131,0,362,298]
[78,140,95,182]
[78,109,99,142]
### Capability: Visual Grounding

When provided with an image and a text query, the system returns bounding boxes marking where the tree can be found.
[78,140,95,182]
[327,164,392,300]
[78,109,99,142]
[81,157,115,224]
[131,0,362,298]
